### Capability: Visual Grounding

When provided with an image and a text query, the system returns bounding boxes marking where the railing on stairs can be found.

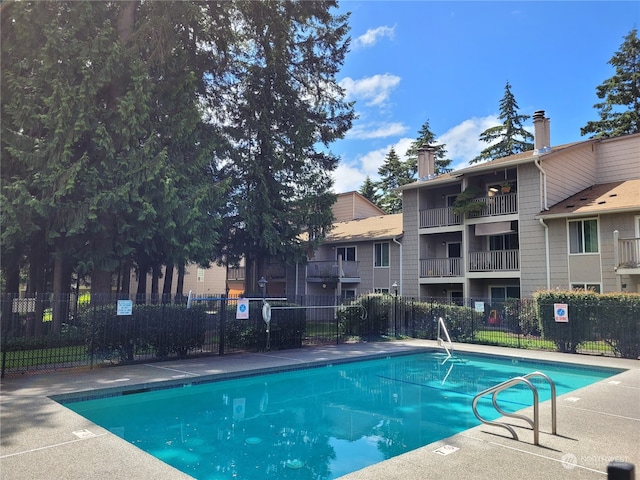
[471,371,557,446]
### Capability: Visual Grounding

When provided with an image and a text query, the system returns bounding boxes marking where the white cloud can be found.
[332,162,368,193]
[353,25,396,48]
[332,137,416,193]
[339,74,401,107]
[346,122,408,140]
[437,115,500,169]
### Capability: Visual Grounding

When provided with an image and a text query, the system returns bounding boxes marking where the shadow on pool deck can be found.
[1,340,638,480]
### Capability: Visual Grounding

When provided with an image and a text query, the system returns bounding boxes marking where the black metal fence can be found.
[2,293,638,378]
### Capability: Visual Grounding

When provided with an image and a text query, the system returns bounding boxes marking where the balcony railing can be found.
[468,250,519,272]
[617,237,640,269]
[226,263,285,281]
[307,260,360,280]
[468,192,518,218]
[419,206,461,228]
[420,258,462,277]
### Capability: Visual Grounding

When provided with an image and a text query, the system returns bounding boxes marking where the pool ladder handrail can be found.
[436,317,453,362]
[471,371,557,446]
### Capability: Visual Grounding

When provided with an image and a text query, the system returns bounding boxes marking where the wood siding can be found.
[518,163,548,295]
[543,143,597,208]
[595,134,640,183]
[333,192,385,222]
[402,189,420,298]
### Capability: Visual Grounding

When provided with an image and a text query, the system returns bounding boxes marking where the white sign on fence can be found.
[236,298,249,319]
[117,299,133,316]
[554,303,569,323]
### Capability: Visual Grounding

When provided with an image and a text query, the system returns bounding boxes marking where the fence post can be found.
[219,294,226,356]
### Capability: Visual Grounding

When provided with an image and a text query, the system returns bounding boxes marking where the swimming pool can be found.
[61,351,623,480]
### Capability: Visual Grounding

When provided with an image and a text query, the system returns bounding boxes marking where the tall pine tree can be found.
[359,176,382,207]
[470,82,533,164]
[377,147,414,214]
[211,0,354,291]
[581,28,640,137]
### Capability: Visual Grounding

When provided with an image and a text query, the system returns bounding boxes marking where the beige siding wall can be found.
[599,212,640,292]
[518,163,549,296]
[402,189,420,298]
[543,143,596,207]
[131,263,227,297]
[595,134,640,183]
[568,255,602,284]
[333,192,384,222]
[545,218,570,289]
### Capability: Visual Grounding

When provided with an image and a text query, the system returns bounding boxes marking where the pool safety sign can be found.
[236,298,249,319]
[554,303,569,323]
[117,300,133,316]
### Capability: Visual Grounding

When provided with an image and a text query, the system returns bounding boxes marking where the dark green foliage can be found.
[83,304,207,361]
[214,0,354,281]
[225,301,306,351]
[358,176,382,207]
[451,185,486,216]
[536,291,640,358]
[377,148,414,214]
[581,28,640,138]
[470,82,533,164]
[405,119,451,175]
[338,294,392,337]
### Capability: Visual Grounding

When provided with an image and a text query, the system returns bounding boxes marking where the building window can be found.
[336,246,356,262]
[569,219,598,253]
[571,283,601,293]
[374,288,390,294]
[341,289,356,300]
[374,242,390,267]
[196,267,205,283]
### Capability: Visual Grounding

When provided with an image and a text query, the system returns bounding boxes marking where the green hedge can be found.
[536,291,640,358]
[82,304,207,361]
[225,300,305,351]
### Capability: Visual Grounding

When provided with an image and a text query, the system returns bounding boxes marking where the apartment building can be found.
[305,192,403,298]
[399,111,640,303]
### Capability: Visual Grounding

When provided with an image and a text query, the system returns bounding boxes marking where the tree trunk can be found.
[176,264,185,301]
[51,254,72,334]
[136,262,148,304]
[151,264,160,304]
[162,263,174,303]
[120,260,132,297]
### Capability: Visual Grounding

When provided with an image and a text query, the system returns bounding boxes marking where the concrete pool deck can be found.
[1,340,638,479]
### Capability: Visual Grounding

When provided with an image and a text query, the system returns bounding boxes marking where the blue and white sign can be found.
[554,303,569,323]
[117,299,133,316]
[236,298,249,319]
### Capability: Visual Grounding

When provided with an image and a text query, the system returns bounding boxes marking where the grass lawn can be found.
[473,330,557,350]
[1,345,89,369]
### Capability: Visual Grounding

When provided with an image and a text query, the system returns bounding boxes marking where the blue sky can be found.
[329,1,639,193]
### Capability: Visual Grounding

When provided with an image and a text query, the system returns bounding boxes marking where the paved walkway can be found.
[1,341,638,479]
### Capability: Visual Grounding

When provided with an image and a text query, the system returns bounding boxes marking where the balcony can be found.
[226,263,285,281]
[468,192,518,218]
[468,250,519,272]
[307,260,360,282]
[419,206,461,229]
[420,258,462,277]
[615,237,640,273]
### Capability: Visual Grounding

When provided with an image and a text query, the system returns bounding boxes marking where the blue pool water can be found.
[61,351,622,479]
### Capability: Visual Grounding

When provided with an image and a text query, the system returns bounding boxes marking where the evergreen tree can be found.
[212,0,354,291]
[470,82,533,164]
[377,147,413,214]
[359,176,382,207]
[581,28,640,137]
[405,120,451,175]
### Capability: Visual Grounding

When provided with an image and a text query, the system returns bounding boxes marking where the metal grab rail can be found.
[472,371,557,446]
[436,317,453,362]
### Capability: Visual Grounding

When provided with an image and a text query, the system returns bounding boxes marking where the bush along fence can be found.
[1,291,638,377]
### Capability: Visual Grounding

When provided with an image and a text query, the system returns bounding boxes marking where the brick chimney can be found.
[417,145,435,180]
[533,110,551,154]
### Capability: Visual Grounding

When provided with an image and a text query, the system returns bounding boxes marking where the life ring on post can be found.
[262,302,271,325]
